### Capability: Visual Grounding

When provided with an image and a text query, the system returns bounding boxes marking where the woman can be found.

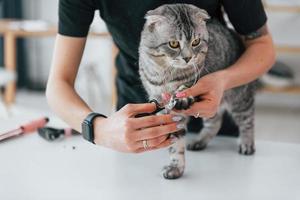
[46,0,275,153]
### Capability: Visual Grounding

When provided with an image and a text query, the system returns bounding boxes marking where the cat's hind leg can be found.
[230,97,255,155]
[162,131,185,179]
[186,108,224,151]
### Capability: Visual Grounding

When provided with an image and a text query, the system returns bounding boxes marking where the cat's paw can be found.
[174,97,194,110]
[239,142,255,155]
[186,140,208,151]
[162,165,184,179]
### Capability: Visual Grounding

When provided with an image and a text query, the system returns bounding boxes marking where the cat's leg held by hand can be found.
[174,96,195,110]
[172,85,196,110]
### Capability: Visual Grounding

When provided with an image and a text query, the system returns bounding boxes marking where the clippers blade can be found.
[164,98,177,112]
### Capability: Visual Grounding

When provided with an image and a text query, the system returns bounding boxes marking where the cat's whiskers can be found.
[192,61,199,86]
[201,65,210,75]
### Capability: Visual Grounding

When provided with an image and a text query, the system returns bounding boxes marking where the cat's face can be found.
[142,4,210,69]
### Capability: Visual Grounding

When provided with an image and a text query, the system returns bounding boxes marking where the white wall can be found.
[23,0,114,115]
[266,1,300,83]
[23,0,59,85]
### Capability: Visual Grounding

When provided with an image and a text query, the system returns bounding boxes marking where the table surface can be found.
[0,117,299,200]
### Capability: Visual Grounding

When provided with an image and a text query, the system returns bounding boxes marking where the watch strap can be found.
[82,112,107,144]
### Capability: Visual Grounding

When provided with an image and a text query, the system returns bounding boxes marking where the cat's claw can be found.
[239,143,255,155]
[186,140,208,151]
[162,165,184,179]
[174,97,194,110]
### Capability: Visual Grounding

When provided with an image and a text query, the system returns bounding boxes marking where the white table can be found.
[0,118,300,200]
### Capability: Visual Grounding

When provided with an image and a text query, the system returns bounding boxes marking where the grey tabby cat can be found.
[139,4,256,179]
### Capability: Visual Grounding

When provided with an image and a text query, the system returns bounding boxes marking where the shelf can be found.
[259,85,300,94]
[276,45,300,54]
[263,1,300,13]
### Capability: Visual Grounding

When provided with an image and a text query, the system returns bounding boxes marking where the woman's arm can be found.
[175,25,276,118]
[47,34,182,153]
[221,25,276,90]
[46,35,92,131]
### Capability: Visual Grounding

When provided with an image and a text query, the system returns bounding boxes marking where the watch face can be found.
[82,122,92,141]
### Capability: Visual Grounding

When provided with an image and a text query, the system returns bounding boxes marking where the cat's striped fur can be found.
[139,4,256,179]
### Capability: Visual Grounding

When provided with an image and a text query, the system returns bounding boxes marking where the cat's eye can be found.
[192,38,201,47]
[169,40,180,49]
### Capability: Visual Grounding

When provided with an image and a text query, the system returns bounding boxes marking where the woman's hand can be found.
[93,103,184,153]
[175,71,226,118]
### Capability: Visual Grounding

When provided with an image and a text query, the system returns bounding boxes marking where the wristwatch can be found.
[81,112,107,144]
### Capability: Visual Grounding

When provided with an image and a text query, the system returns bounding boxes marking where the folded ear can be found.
[187,5,210,22]
[196,8,210,21]
[144,11,167,32]
[145,14,165,25]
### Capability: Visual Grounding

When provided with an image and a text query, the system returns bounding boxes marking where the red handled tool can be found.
[0,117,49,142]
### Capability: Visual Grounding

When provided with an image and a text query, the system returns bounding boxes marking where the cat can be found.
[139,4,256,179]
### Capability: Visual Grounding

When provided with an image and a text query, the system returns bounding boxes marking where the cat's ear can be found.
[196,8,210,22]
[187,5,210,22]
[145,14,165,25]
[145,10,167,32]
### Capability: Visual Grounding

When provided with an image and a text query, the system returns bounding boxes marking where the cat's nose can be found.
[183,57,192,63]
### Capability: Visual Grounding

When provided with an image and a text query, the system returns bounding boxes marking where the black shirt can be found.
[59,0,267,109]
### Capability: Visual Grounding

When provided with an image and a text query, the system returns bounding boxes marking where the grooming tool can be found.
[37,127,79,142]
[135,95,202,118]
[0,117,49,142]
[134,99,165,118]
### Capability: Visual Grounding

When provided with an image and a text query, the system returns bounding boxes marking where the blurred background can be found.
[0,0,300,143]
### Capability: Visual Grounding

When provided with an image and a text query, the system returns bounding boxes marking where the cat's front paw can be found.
[239,141,255,155]
[174,97,194,110]
[186,140,208,151]
[162,165,184,179]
